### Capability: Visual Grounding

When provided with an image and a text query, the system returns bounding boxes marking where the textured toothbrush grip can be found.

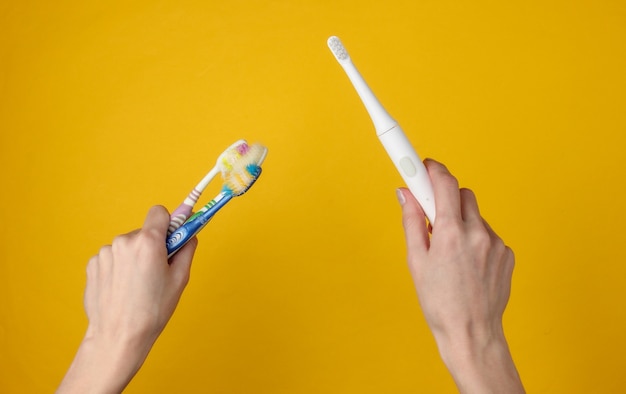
[167,219,204,257]
[166,192,234,258]
[167,189,202,235]
[168,213,189,235]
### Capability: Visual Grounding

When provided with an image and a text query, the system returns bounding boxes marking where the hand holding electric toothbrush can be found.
[328,36,523,393]
[397,159,524,393]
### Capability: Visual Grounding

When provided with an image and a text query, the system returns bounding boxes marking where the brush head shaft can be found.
[195,139,248,192]
[327,36,397,134]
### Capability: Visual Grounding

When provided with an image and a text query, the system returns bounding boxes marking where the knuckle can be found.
[437,220,464,245]
[491,236,507,255]
[86,256,98,275]
[137,227,163,248]
[178,271,191,288]
[472,228,492,252]
[505,246,515,268]
[441,173,460,191]
[98,244,112,256]
[111,235,129,252]
[150,205,169,219]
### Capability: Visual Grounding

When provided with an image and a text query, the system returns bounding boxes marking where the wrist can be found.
[57,331,152,394]
[434,325,524,394]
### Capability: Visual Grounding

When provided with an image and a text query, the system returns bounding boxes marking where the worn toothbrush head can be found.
[222,142,267,196]
[188,139,250,195]
[216,140,248,176]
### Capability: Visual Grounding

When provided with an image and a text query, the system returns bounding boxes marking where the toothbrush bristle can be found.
[223,165,262,196]
[222,143,267,196]
[218,141,249,175]
[236,143,250,155]
[327,36,349,62]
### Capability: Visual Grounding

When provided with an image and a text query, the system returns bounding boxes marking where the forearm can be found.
[435,328,524,394]
[57,334,151,394]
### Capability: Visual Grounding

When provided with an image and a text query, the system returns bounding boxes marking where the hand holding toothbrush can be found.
[58,139,267,393]
[397,159,525,394]
[57,206,197,394]
[328,36,522,392]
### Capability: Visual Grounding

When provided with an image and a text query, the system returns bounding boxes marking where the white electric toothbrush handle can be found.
[378,126,436,223]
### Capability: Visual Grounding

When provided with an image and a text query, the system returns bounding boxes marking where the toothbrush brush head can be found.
[222,142,267,196]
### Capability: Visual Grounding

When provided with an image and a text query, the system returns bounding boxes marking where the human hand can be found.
[57,205,198,394]
[397,159,524,393]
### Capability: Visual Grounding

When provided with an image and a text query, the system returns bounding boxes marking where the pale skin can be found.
[397,158,524,393]
[58,159,523,393]
[57,206,198,394]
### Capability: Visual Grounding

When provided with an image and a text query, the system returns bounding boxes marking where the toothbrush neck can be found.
[344,62,397,134]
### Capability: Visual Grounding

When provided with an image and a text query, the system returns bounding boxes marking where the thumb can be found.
[397,188,430,257]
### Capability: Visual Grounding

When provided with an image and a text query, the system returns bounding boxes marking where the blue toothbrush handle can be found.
[166,192,233,257]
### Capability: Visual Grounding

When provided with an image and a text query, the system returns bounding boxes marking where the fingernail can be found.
[396,188,406,206]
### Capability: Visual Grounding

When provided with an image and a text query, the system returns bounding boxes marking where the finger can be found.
[504,246,515,274]
[84,255,99,312]
[397,188,430,256]
[169,236,198,288]
[97,245,113,275]
[459,188,482,224]
[424,159,462,224]
[142,205,171,236]
[86,254,99,281]
[482,217,497,238]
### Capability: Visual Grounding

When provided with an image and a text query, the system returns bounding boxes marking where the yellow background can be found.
[1,1,625,392]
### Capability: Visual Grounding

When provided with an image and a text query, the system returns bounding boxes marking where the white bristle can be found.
[216,141,246,176]
[223,143,267,196]
[327,36,350,62]
[245,143,268,166]
[224,171,255,195]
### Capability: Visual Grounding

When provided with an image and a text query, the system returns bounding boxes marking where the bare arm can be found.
[397,159,524,393]
[57,206,198,394]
